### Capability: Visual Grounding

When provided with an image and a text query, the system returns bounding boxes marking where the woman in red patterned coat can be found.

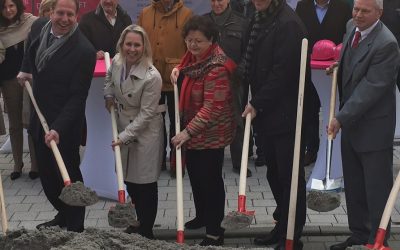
[171,15,236,247]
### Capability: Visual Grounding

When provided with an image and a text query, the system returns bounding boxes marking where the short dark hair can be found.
[0,0,25,27]
[182,15,218,43]
[53,0,79,13]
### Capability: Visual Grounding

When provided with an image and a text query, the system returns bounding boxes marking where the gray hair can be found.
[115,24,152,67]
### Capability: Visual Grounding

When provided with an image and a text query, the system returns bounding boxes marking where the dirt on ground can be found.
[0,227,269,250]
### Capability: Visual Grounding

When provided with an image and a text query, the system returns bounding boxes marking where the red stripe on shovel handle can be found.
[371,228,387,250]
[64,180,71,186]
[286,239,293,250]
[118,190,126,203]
[177,230,184,243]
[238,195,246,212]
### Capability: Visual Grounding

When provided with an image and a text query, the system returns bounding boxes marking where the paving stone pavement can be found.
[1,125,400,248]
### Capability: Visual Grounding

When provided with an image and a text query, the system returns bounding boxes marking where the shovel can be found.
[24,81,98,207]
[173,81,185,243]
[103,53,139,228]
[364,170,400,250]
[0,170,8,235]
[307,67,341,212]
[221,113,254,230]
[286,38,307,250]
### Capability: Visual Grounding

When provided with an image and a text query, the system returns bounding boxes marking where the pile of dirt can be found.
[0,227,270,250]
[307,190,341,212]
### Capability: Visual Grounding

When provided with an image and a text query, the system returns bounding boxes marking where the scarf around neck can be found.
[35,21,78,72]
[0,13,37,48]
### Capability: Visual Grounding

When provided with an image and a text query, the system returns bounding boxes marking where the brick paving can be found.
[1,116,400,249]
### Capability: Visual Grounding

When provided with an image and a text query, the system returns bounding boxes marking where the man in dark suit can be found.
[79,0,132,59]
[18,0,96,232]
[295,0,351,165]
[296,0,352,48]
[242,0,319,248]
[328,0,400,248]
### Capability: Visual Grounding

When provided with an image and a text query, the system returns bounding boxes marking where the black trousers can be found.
[126,182,158,239]
[262,132,306,241]
[341,130,393,244]
[159,91,175,168]
[33,135,85,232]
[186,148,225,237]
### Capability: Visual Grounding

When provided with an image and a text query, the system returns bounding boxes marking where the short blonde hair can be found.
[116,25,153,67]
[39,0,56,17]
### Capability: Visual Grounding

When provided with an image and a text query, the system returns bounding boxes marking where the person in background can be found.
[381,0,400,90]
[104,25,163,239]
[0,0,38,180]
[171,15,236,246]
[242,0,318,248]
[204,0,252,177]
[295,0,351,165]
[327,0,400,248]
[230,0,256,18]
[38,0,55,17]
[137,0,192,176]
[79,0,132,59]
[18,0,96,232]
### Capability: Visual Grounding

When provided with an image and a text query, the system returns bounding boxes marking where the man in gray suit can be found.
[327,0,400,249]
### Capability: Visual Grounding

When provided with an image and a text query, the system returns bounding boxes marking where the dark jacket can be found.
[295,0,352,49]
[381,0,400,44]
[230,0,256,19]
[204,9,248,64]
[21,18,96,147]
[79,5,132,57]
[244,4,319,135]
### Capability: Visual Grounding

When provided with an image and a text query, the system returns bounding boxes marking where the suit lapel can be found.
[341,22,382,86]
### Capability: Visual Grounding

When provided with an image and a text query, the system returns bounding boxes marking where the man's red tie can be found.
[352,31,361,48]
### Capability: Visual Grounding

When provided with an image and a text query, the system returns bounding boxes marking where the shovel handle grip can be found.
[25,81,72,186]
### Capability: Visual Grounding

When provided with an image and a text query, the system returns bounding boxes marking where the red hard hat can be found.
[333,43,343,61]
[311,40,336,61]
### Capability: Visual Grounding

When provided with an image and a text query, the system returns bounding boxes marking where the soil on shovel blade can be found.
[307,190,341,212]
[0,227,272,250]
[58,182,99,207]
[108,203,139,228]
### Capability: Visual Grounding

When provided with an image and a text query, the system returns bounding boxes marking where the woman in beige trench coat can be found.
[104,25,163,239]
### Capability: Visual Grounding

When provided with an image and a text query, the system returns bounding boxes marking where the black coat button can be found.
[128,94,132,97]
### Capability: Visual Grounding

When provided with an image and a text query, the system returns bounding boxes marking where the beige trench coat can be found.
[104,56,164,184]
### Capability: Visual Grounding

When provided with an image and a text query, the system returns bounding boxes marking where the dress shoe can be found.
[124,225,139,234]
[329,237,365,250]
[274,240,303,250]
[254,228,280,246]
[199,235,224,246]
[36,217,66,229]
[184,217,205,230]
[10,171,21,180]
[29,171,39,180]
[232,168,252,177]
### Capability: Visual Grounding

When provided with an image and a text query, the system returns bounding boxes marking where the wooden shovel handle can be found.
[0,171,8,235]
[105,52,126,203]
[286,38,308,247]
[24,81,71,186]
[328,67,338,140]
[239,113,251,196]
[173,82,184,240]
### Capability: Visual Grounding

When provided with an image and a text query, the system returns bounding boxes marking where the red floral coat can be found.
[178,44,236,149]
